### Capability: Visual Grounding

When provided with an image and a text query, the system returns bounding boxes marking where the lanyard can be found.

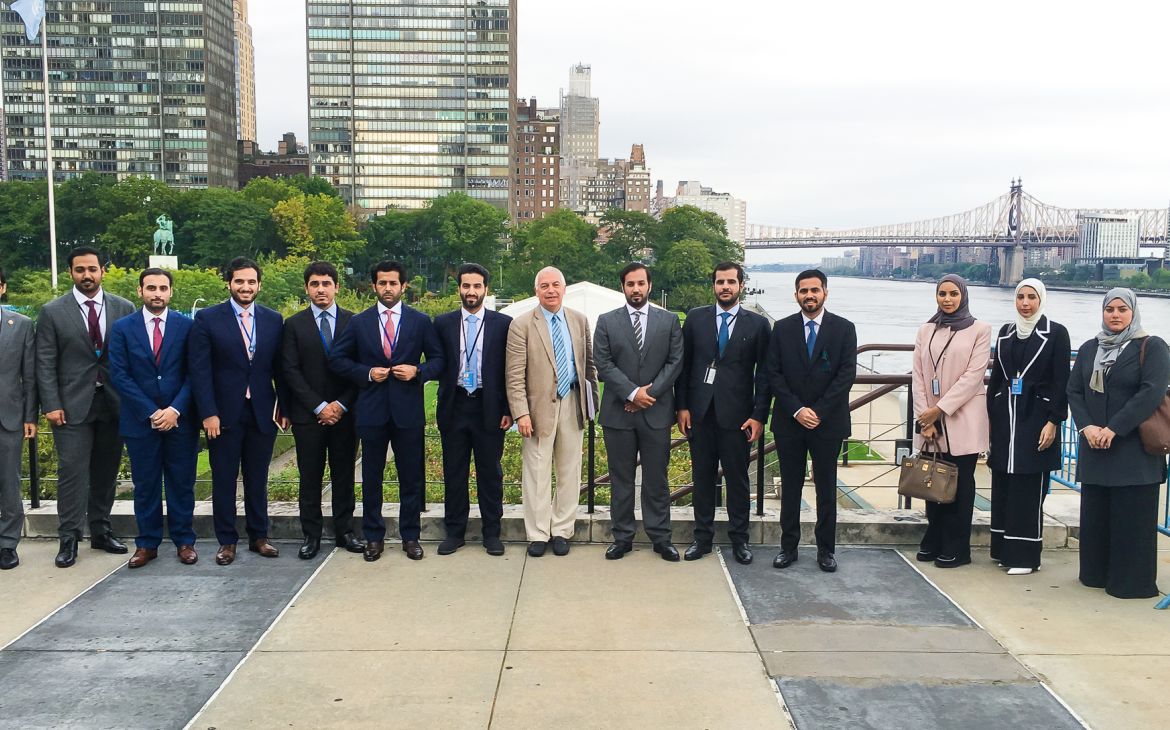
[461,314,485,371]
[381,309,402,350]
[715,309,739,339]
[927,327,957,381]
[237,310,256,354]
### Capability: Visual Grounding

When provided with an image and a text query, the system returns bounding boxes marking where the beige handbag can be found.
[1138,338,1170,456]
[898,431,959,504]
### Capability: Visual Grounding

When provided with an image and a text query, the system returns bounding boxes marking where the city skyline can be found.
[252,0,1170,244]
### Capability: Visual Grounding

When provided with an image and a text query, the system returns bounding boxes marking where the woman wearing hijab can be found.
[986,279,1070,575]
[911,274,992,568]
[1067,288,1169,598]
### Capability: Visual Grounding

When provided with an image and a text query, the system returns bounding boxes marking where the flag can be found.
[11,0,45,42]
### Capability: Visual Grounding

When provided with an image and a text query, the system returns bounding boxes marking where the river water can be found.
[748,273,1170,373]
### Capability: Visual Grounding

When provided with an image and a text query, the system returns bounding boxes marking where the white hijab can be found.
[1014,278,1046,340]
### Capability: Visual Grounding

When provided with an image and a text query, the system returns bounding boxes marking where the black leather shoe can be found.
[683,542,711,561]
[933,555,971,569]
[915,550,938,562]
[55,536,78,568]
[438,537,465,555]
[817,552,838,573]
[0,548,18,570]
[772,550,797,569]
[484,537,505,556]
[90,531,128,554]
[298,536,320,560]
[653,542,680,562]
[527,541,547,557]
[364,540,384,562]
[335,532,366,553]
[402,540,424,560]
[732,544,753,565]
[605,541,632,560]
[551,536,570,556]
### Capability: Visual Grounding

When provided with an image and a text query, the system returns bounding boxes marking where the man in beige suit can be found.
[505,267,599,557]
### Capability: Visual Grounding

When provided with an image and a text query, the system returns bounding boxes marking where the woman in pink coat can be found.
[911,274,992,568]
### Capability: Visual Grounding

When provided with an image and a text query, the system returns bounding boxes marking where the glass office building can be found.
[307,0,516,213]
[1,1,238,188]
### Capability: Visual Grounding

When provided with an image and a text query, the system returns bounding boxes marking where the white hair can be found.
[534,266,566,291]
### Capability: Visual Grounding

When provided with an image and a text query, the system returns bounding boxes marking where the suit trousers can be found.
[208,406,276,545]
[0,428,24,549]
[53,387,122,539]
[358,421,425,542]
[690,405,751,547]
[292,421,358,540]
[441,392,505,540]
[125,429,198,549]
[605,420,672,545]
[1079,482,1159,599]
[776,431,842,554]
[520,390,582,542]
[920,452,978,562]
[989,470,1047,569]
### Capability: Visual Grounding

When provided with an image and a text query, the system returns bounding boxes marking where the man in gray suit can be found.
[37,247,135,567]
[0,267,36,570]
[594,263,684,561]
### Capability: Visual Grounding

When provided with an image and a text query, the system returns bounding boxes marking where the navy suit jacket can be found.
[329,303,444,429]
[433,308,512,432]
[108,309,195,437]
[188,301,284,435]
[767,310,858,440]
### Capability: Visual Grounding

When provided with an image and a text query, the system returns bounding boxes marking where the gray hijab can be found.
[927,274,977,331]
[1091,287,1147,393]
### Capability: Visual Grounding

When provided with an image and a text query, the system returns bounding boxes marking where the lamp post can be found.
[190,297,205,318]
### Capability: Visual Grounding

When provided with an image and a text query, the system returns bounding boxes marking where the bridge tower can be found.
[998,179,1027,285]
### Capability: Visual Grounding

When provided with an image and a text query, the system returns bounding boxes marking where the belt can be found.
[456,388,482,399]
[558,382,579,399]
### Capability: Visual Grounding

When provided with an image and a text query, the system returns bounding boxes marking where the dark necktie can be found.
[631,310,643,351]
[319,311,333,352]
[806,320,818,358]
[718,311,731,356]
[152,317,163,365]
[86,300,104,383]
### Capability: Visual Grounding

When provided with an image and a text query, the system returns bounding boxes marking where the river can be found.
[747,273,1170,373]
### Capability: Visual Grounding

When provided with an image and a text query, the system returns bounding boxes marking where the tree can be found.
[183,188,276,268]
[285,175,341,198]
[505,209,599,294]
[0,180,49,270]
[426,192,509,285]
[658,205,742,264]
[658,239,713,292]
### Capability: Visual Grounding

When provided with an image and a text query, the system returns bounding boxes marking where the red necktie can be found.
[382,310,394,360]
[152,317,163,365]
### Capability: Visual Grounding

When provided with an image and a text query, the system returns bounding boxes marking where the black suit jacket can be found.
[281,306,360,426]
[675,305,771,429]
[768,310,857,440]
[434,308,512,432]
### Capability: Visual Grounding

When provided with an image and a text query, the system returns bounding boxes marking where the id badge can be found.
[1010,377,1023,395]
[704,366,717,385]
[461,369,477,390]
[931,378,940,396]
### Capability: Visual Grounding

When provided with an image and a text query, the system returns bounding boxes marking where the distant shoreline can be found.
[812,274,1170,299]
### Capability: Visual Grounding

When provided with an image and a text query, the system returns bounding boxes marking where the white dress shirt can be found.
[625,303,650,401]
[310,302,343,414]
[713,302,741,341]
[141,307,179,416]
[460,307,485,388]
[73,286,107,341]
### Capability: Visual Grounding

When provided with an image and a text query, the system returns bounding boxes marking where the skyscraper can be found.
[234,0,258,142]
[558,63,600,212]
[306,0,517,213]
[0,1,238,188]
[512,97,559,225]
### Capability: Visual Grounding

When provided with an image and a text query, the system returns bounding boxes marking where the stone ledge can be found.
[20,503,1077,547]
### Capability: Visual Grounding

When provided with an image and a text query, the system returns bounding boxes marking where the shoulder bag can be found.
[1137,338,1170,456]
[898,418,959,504]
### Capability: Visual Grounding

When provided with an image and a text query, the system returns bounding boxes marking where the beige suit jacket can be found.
[505,306,599,439]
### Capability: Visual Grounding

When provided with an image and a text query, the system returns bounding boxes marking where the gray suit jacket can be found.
[0,307,36,431]
[36,289,135,421]
[594,305,683,431]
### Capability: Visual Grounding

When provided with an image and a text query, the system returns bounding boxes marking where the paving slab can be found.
[492,650,786,729]
[763,650,1031,682]
[776,678,1083,730]
[1022,655,1165,730]
[722,546,973,626]
[193,649,503,729]
[751,623,1003,654]
[509,545,755,652]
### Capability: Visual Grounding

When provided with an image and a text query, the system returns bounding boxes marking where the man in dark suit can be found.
[676,262,771,565]
[36,246,135,567]
[434,263,512,556]
[0,266,36,570]
[768,269,857,573]
[108,268,199,568]
[594,263,684,561]
[330,260,444,562]
[189,257,287,566]
[281,261,364,560]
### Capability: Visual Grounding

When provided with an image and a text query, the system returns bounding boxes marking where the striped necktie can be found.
[551,314,573,399]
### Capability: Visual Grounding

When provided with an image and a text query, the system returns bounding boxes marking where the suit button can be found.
[157,376,162,380]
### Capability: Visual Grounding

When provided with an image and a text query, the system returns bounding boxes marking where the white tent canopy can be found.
[498,281,664,333]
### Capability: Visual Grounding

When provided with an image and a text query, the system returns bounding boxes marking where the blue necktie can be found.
[318,311,332,352]
[551,314,573,398]
[465,314,479,393]
[717,311,730,356]
[806,320,817,358]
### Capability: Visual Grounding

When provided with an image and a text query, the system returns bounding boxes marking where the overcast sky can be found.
[253,0,1170,256]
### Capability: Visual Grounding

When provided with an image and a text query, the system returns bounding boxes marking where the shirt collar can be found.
[803,310,825,327]
[716,303,740,318]
[462,306,484,321]
[377,301,402,317]
[73,287,104,307]
[143,307,169,324]
[310,302,337,319]
[229,298,254,316]
[626,303,650,317]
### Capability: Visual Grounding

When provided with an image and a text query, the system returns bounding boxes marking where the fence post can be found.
[28,434,40,509]
[902,386,914,510]
[755,432,765,517]
[587,420,595,514]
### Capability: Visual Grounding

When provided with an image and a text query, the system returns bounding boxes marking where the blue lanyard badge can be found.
[238,314,256,355]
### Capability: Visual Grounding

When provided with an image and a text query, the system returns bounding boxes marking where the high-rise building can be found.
[672,181,748,245]
[624,144,650,214]
[1078,213,1140,260]
[306,0,517,214]
[559,63,600,212]
[512,98,559,225]
[0,1,238,188]
[234,0,258,142]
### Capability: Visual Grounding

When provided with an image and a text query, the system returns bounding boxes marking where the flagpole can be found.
[40,13,57,289]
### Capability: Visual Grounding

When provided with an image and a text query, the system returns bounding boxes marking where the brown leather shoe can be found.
[177,545,198,565]
[127,548,157,569]
[401,540,424,560]
[215,543,236,566]
[248,538,280,558]
[364,539,384,562]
